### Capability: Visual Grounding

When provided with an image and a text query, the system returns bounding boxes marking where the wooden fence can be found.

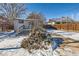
[0,22,13,32]
[53,23,79,32]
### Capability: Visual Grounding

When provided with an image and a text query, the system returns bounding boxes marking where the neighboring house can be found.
[0,16,36,32]
[48,17,74,25]
[14,18,43,33]
[14,19,32,33]
[14,13,45,33]
[0,16,10,32]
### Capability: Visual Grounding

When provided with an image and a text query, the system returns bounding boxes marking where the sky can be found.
[27,3,79,21]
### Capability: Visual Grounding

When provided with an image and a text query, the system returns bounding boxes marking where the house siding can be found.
[14,19,33,33]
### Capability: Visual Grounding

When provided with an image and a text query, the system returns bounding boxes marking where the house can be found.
[14,19,32,33]
[14,18,43,33]
[0,16,10,32]
[48,17,74,25]
[14,13,45,33]
[0,16,36,32]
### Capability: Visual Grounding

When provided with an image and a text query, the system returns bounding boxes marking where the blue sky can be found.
[27,3,79,21]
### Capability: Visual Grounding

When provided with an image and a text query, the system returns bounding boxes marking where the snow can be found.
[0,30,79,56]
[53,45,79,56]
[0,30,16,40]
[0,37,24,48]
[0,48,53,56]
[51,30,79,56]
[51,30,79,41]
[0,35,53,56]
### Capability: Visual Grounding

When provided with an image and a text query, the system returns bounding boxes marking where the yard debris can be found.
[50,37,64,50]
[21,28,49,53]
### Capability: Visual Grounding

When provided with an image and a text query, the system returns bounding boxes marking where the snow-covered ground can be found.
[47,29,79,40]
[0,48,53,56]
[0,30,79,56]
[52,30,79,41]
[0,36,25,48]
[51,30,79,56]
[0,35,53,56]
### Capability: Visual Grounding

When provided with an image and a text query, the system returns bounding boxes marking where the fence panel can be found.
[53,23,79,32]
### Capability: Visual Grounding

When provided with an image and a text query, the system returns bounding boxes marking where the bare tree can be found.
[0,3,27,25]
[27,12,46,30]
[21,13,48,52]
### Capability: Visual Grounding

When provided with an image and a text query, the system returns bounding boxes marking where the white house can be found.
[14,19,32,33]
[14,18,41,33]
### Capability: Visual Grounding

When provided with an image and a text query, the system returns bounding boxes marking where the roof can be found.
[49,17,74,22]
[49,18,64,22]
[15,18,34,22]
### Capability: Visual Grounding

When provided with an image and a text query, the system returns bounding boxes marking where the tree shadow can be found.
[44,25,57,30]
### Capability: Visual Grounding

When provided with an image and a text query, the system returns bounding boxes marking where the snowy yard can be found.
[0,33,53,56]
[46,29,79,56]
[52,30,79,41]
[50,30,79,56]
[0,30,79,56]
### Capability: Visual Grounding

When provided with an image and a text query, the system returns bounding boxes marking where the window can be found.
[19,20,24,23]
